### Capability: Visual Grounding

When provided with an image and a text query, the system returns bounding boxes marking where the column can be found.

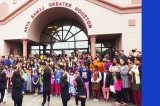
[23,39,27,57]
[90,35,96,59]
[43,45,46,55]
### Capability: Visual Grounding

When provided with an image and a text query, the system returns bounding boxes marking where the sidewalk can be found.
[2,93,136,106]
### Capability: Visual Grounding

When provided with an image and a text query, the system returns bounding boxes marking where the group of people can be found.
[0,48,142,106]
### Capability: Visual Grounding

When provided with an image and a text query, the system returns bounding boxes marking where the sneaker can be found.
[59,94,61,97]
[2,101,6,104]
[93,99,97,101]
[94,99,99,102]
[116,102,120,106]
[114,102,118,105]
[106,99,109,102]
[56,94,58,96]
[103,98,106,101]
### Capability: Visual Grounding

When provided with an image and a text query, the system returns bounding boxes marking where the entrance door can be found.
[31,19,89,56]
[52,48,89,56]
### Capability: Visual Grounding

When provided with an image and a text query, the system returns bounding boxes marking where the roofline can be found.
[0,0,141,25]
[86,0,141,14]
[0,0,38,25]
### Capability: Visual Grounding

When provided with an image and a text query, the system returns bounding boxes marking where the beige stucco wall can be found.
[121,13,141,55]
[0,0,141,56]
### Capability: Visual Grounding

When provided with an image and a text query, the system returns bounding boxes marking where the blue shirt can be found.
[80,68,92,82]
[2,60,5,66]
[75,66,83,72]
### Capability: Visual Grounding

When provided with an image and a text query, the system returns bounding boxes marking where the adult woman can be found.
[11,68,25,106]
[41,63,52,106]
[110,57,120,74]
[60,73,70,106]
[0,70,7,106]
[74,71,86,106]
[129,56,142,106]
[119,57,130,105]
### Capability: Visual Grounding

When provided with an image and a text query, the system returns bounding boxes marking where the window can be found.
[31,19,89,55]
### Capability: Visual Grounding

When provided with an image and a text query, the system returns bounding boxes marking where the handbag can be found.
[110,85,115,93]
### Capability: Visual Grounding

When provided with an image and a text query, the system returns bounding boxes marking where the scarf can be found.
[94,71,98,81]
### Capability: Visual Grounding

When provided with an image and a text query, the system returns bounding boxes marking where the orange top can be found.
[90,62,104,73]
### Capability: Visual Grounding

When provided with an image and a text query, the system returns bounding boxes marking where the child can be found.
[103,57,113,72]
[54,64,63,96]
[32,70,39,96]
[1,68,8,104]
[25,69,32,94]
[91,65,102,102]
[32,65,39,76]
[72,62,76,72]
[68,67,73,73]
[102,67,113,101]
[0,69,8,105]
[39,64,44,96]
[81,63,92,100]
[75,61,83,72]
[69,70,76,97]
[50,74,54,96]
[28,65,32,75]
[114,72,122,106]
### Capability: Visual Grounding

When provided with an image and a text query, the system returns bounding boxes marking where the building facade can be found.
[0,0,141,58]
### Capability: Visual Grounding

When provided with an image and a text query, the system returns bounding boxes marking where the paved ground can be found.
[2,93,136,106]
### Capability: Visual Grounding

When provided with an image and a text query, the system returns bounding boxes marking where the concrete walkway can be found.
[2,93,137,106]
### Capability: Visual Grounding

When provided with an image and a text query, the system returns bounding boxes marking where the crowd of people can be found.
[0,48,142,106]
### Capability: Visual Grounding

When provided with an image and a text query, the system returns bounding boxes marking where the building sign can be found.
[24,2,92,33]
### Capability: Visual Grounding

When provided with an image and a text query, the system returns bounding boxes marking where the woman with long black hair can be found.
[59,72,70,106]
[73,71,86,106]
[0,69,7,106]
[11,66,25,106]
[41,62,52,106]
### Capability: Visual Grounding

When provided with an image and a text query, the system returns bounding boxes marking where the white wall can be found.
[121,13,141,56]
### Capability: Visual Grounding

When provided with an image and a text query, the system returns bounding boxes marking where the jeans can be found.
[122,88,128,103]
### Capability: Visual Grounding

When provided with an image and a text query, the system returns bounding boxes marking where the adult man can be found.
[119,50,127,59]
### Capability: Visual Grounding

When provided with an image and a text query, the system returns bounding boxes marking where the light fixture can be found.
[48,26,53,29]
[52,30,55,33]
[54,26,57,29]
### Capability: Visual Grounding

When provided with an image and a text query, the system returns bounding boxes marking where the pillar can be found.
[43,45,46,55]
[22,39,27,57]
[90,35,96,59]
